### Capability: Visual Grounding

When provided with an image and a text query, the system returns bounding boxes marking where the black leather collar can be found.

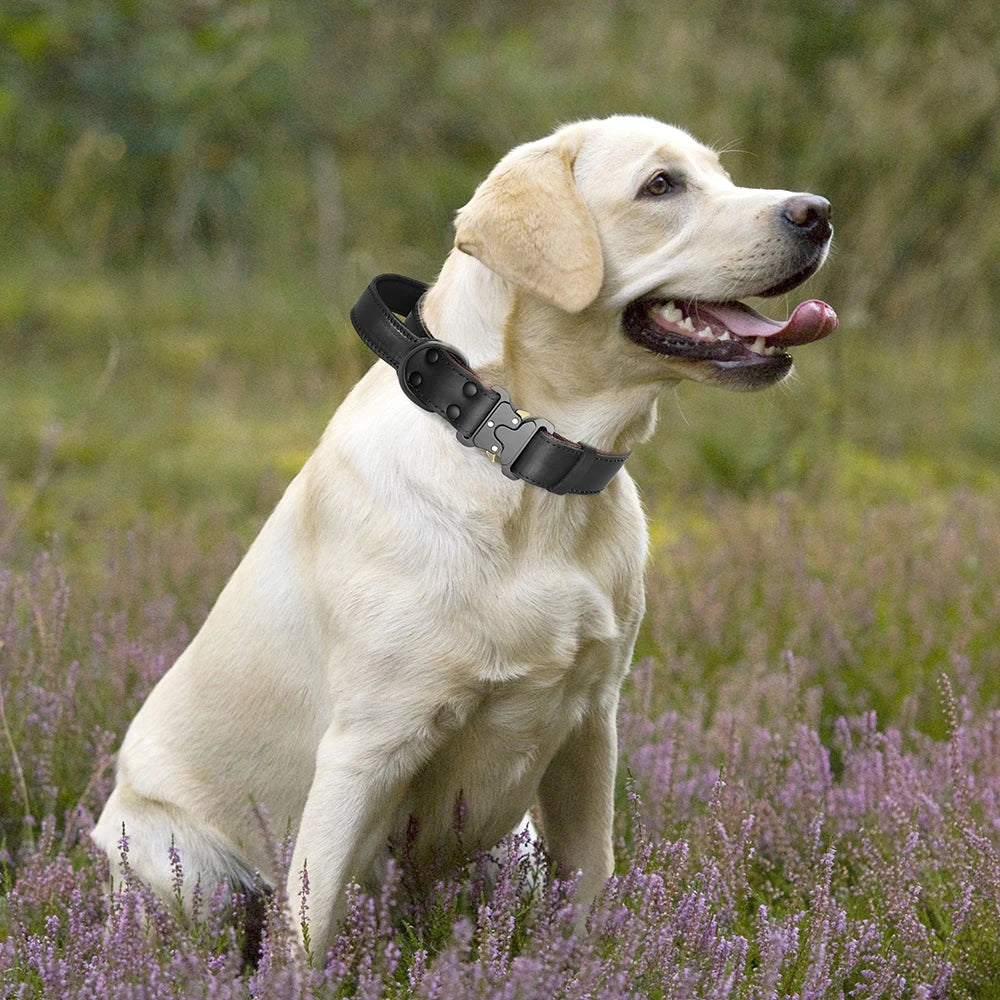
[350,274,630,495]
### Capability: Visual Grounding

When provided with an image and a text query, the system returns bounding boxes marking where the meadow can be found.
[2,1,1000,996]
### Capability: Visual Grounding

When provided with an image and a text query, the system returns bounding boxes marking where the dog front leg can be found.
[537,700,618,925]
[287,721,423,963]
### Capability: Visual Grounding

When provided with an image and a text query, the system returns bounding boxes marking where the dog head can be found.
[454,115,836,391]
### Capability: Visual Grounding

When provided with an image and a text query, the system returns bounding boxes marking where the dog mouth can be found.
[623,296,838,383]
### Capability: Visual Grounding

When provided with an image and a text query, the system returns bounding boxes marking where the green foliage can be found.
[1,0,308,265]
[1,0,998,955]
[2,0,998,331]
[1,9,999,993]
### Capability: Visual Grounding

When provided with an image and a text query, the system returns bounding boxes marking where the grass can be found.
[4,260,998,553]
[1,259,1000,995]
[3,0,999,990]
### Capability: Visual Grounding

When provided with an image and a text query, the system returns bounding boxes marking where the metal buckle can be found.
[457,387,554,480]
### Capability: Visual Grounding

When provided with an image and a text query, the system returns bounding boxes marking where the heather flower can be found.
[4,499,1000,996]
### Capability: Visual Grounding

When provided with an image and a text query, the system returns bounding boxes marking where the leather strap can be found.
[350,274,629,495]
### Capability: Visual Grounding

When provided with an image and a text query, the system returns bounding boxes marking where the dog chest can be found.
[396,659,612,856]
[380,565,625,855]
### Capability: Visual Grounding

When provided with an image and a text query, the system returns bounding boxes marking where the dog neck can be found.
[421,251,514,368]
[423,252,665,454]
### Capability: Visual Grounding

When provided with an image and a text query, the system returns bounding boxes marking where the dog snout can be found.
[781,195,832,245]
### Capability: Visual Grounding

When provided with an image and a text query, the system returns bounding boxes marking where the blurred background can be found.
[1,0,998,730]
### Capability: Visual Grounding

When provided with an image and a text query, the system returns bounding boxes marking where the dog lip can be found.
[755,248,830,296]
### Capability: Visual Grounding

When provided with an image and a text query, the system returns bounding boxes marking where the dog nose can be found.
[781,195,832,243]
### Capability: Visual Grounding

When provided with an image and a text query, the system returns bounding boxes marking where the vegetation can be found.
[2,0,999,995]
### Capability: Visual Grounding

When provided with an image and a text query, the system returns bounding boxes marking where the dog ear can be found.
[453,136,604,314]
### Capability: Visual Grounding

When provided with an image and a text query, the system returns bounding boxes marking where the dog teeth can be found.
[656,301,684,324]
[745,336,782,356]
[654,302,784,354]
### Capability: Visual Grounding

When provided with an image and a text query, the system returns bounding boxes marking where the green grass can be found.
[2,259,999,996]
[4,262,998,543]
[3,260,998,735]
[2,3,999,990]
[1,262,360,571]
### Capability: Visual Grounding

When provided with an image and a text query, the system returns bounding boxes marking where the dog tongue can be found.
[704,299,838,346]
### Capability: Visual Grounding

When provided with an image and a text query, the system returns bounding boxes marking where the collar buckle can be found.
[457,388,554,480]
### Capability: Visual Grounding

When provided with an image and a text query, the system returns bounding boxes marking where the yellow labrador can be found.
[92,115,836,959]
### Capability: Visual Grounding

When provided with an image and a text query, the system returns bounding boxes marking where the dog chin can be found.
[692,355,795,391]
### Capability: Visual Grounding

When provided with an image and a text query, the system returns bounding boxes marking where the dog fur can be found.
[92,115,832,961]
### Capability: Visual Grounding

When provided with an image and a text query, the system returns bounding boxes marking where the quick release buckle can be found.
[457,387,554,480]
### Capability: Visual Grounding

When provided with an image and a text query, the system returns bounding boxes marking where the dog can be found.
[92,114,836,961]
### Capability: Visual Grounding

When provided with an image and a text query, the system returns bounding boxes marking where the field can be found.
[2,1,1000,996]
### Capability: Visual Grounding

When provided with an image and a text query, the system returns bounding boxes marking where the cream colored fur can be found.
[92,115,827,961]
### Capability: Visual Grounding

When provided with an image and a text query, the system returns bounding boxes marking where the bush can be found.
[3,0,998,333]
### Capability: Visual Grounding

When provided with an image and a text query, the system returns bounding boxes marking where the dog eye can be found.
[641,171,683,198]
